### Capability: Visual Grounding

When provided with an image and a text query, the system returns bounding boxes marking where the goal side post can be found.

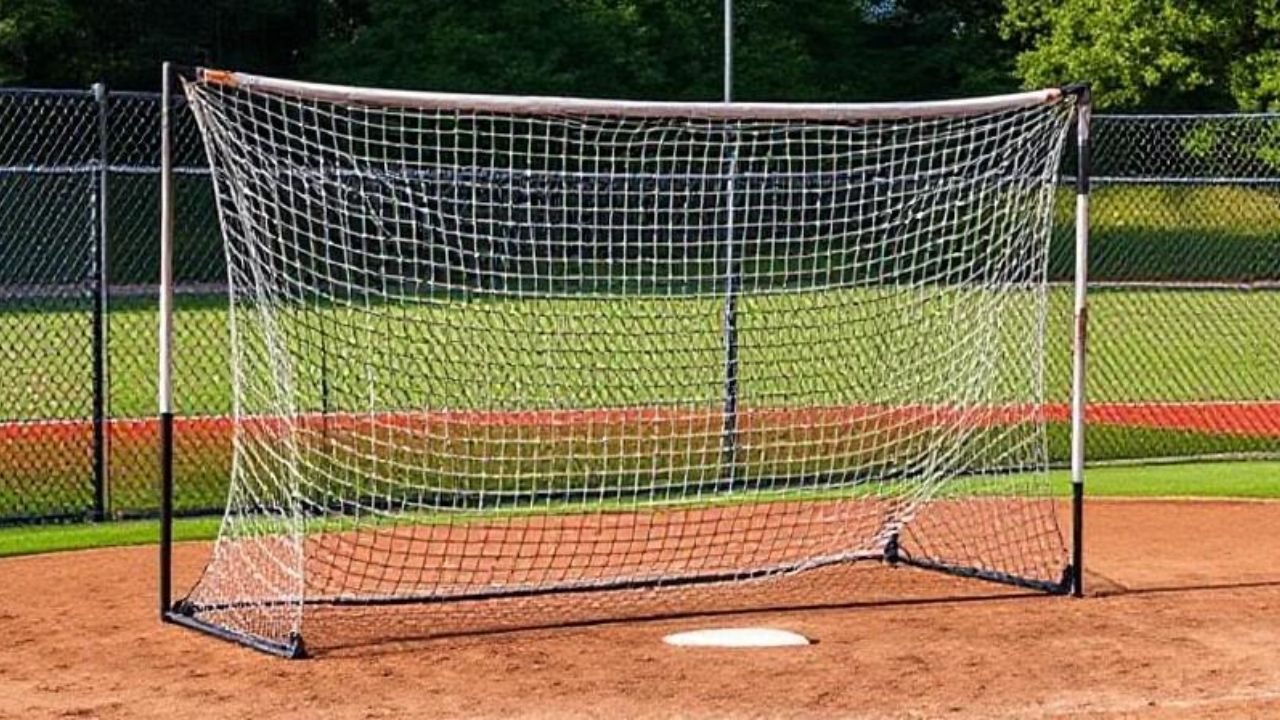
[158,62,308,659]
[158,61,175,621]
[1066,83,1091,598]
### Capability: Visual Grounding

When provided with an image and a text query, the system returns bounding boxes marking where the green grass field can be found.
[2,283,1277,522]
[3,285,1277,420]
[1,184,1277,424]
[1,183,1277,532]
[2,460,1276,559]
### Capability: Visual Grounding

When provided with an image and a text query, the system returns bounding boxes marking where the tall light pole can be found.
[723,0,733,102]
[718,0,741,484]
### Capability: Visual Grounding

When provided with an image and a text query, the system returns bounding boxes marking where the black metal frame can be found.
[159,411,174,616]
[156,72,1089,658]
[91,82,110,522]
[169,602,307,659]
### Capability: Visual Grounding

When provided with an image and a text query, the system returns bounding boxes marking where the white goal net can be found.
[172,70,1080,656]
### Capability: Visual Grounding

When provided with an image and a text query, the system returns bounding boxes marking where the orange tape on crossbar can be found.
[199,69,237,86]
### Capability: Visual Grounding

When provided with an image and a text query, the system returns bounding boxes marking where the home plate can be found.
[663,628,811,648]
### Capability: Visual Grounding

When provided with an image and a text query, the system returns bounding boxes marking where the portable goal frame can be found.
[158,62,1091,658]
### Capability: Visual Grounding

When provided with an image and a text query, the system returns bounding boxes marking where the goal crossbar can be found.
[198,68,1065,120]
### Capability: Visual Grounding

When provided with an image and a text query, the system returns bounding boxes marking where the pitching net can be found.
[168,69,1083,656]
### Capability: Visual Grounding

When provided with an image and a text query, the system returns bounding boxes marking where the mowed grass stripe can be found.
[4,287,1280,423]
[3,460,1277,559]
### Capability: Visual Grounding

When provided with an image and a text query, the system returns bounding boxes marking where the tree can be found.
[0,0,81,85]
[308,0,1020,102]
[0,0,324,89]
[1002,0,1280,111]
[0,0,1024,100]
[308,0,665,97]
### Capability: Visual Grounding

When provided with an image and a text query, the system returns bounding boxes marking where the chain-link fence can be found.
[0,92,1277,525]
[0,89,101,523]
[104,91,229,518]
[0,86,228,524]
[1049,114,1280,463]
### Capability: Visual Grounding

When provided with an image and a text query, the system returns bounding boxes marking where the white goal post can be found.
[159,64,1090,658]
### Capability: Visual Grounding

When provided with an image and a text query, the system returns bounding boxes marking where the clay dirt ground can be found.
[2,500,1280,719]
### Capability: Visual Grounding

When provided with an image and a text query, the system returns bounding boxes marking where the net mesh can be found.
[178,75,1077,651]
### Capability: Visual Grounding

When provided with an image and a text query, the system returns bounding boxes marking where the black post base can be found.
[882,532,901,566]
[894,553,1074,596]
[165,604,306,659]
[1071,481,1085,597]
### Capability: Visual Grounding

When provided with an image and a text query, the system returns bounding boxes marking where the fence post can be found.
[91,82,110,521]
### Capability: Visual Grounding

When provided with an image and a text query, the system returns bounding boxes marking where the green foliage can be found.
[1229,0,1280,110]
[1257,123,1280,168]
[0,0,324,89]
[0,0,1277,110]
[1003,0,1280,111]
[305,0,1021,101]
[1180,122,1220,159]
[307,0,682,98]
[1001,0,1230,109]
[0,0,1022,98]
[0,0,78,85]
[1178,119,1280,172]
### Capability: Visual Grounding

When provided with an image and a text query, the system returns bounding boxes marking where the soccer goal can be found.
[159,64,1091,658]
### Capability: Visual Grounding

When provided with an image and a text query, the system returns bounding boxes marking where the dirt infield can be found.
[2,500,1280,719]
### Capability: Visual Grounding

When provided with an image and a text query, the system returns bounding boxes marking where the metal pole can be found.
[159,62,176,619]
[91,82,110,521]
[1070,85,1091,598]
[719,0,741,486]
[723,0,733,103]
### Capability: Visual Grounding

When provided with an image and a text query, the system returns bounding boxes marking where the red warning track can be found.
[1048,402,1280,437]
[2,401,1279,443]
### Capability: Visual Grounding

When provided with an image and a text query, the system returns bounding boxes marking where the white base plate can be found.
[662,627,811,648]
